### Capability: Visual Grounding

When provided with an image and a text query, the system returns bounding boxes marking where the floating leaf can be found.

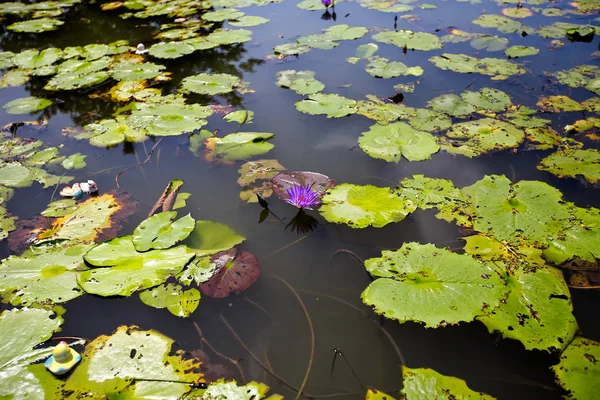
[502,7,532,18]
[12,48,62,69]
[470,35,508,52]
[183,220,245,256]
[80,236,195,296]
[8,18,64,33]
[358,122,439,162]
[128,101,212,137]
[429,53,526,80]
[139,283,201,317]
[271,171,335,201]
[373,30,442,51]
[3,97,52,114]
[537,95,583,113]
[238,159,286,187]
[224,110,254,124]
[45,57,111,91]
[538,149,600,184]
[41,199,78,217]
[427,94,476,117]
[441,118,525,157]
[544,207,600,265]
[275,70,324,95]
[552,337,600,400]
[362,243,504,327]
[273,43,311,56]
[295,93,357,118]
[149,41,195,59]
[205,132,274,162]
[461,88,512,112]
[401,366,495,399]
[196,379,272,399]
[200,248,259,298]
[366,388,395,400]
[81,117,147,147]
[61,153,87,170]
[323,24,368,41]
[355,43,379,59]
[206,28,252,45]
[202,8,245,22]
[181,73,241,95]
[229,15,270,27]
[320,184,416,228]
[504,45,539,58]
[111,62,166,81]
[365,57,423,78]
[409,108,452,132]
[133,211,195,251]
[472,14,525,34]
[0,70,31,88]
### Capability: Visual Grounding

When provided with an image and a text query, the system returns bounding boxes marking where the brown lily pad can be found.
[200,248,260,298]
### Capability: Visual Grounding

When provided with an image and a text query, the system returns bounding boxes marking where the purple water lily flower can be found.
[284,185,321,210]
[322,0,332,7]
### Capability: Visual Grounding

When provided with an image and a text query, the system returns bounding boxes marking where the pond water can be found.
[0,0,600,398]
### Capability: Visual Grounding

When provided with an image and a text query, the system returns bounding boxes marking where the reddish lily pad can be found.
[200,248,260,298]
[271,171,336,201]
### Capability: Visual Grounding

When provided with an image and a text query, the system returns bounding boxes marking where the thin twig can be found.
[272,276,315,400]
[260,234,310,261]
[243,297,280,326]
[331,249,373,282]
[49,172,70,204]
[192,321,246,383]
[115,138,162,189]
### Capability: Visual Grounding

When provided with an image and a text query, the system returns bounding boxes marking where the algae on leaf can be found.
[319,184,416,228]
[358,122,439,162]
[362,243,504,327]
[401,366,495,399]
[538,149,600,184]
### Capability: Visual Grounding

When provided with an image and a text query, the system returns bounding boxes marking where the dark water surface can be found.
[1,0,600,398]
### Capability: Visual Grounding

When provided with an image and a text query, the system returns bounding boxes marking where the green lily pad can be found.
[229,15,270,26]
[409,108,452,132]
[472,14,526,34]
[461,88,512,112]
[297,0,330,10]
[463,175,570,244]
[198,379,272,399]
[224,110,254,124]
[0,308,63,400]
[0,52,15,69]
[296,35,338,50]
[429,53,526,80]
[45,57,112,91]
[356,98,415,123]
[323,24,368,41]
[0,70,31,88]
[537,95,583,113]
[373,30,442,51]
[12,48,62,69]
[3,97,52,114]
[205,132,274,162]
[427,94,476,117]
[362,243,504,327]
[538,149,600,184]
[82,117,147,147]
[202,8,245,22]
[366,388,395,400]
[552,337,600,400]
[127,101,212,137]
[206,28,252,45]
[470,35,509,52]
[0,162,36,188]
[295,93,357,118]
[358,122,439,162]
[80,236,195,296]
[181,73,241,95]
[0,244,91,306]
[148,41,195,59]
[401,366,495,399]
[133,211,195,251]
[111,62,166,80]
[183,220,245,256]
[354,43,379,59]
[41,199,78,217]
[478,265,577,352]
[177,255,217,286]
[273,43,311,56]
[7,18,64,33]
[441,118,525,157]
[319,183,416,228]
[544,206,600,265]
[504,45,539,58]
[365,57,423,78]
[61,153,87,170]
[359,0,413,12]
[275,70,324,95]
[139,283,200,317]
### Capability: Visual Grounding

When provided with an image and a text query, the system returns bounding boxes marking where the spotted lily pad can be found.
[504,45,539,58]
[537,95,583,113]
[205,132,274,162]
[127,101,212,137]
[441,118,525,157]
[8,18,64,33]
[45,57,112,91]
[552,337,600,400]
[373,30,442,51]
[472,14,526,34]
[358,122,439,162]
[319,184,416,228]
[275,70,324,95]
[362,243,504,327]
[223,110,254,124]
[200,248,259,298]
[202,8,245,22]
[111,62,166,81]
[427,94,476,117]
[133,212,195,251]
[148,41,195,59]
[295,93,357,118]
[41,199,78,217]
[538,149,600,184]
[139,283,201,317]
[181,73,241,95]
[365,57,423,78]
[3,97,52,114]
[238,159,286,187]
[461,88,512,112]
[401,366,495,399]
[183,220,245,256]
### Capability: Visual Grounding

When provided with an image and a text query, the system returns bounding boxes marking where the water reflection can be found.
[285,209,320,235]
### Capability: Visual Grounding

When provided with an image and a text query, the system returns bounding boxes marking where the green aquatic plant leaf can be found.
[133,211,195,251]
[401,366,495,399]
[323,24,368,41]
[224,110,254,124]
[8,17,64,32]
[273,42,311,55]
[0,162,71,189]
[205,132,274,162]
[183,220,245,256]
[61,153,87,170]
[128,101,212,137]
[200,248,260,298]
[0,70,30,88]
[504,45,539,58]
[319,184,416,228]
[139,283,200,317]
[202,8,245,21]
[2,97,52,114]
[470,35,508,52]
[0,51,15,69]
[358,122,439,162]
[537,95,583,113]
[365,388,395,400]
[552,337,600,400]
[196,379,272,399]
[229,15,270,26]
[354,43,379,59]
[110,62,166,80]
[297,0,330,10]
[41,199,78,217]
[365,57,423,78]
[356,98,415,123]
[359,0,413,12]
[427,94,476,117]
[0,244,91,306]
[206,28,252,45]
[461,88,512,112]
[80,236,195,296]
[429,53,526,80]
[373,30,442,51]
[181,73,241,95]
[478,265,577,352]
[362,243,504,327]
[177,255,217,286]
[409,108,452,132]
[148,41,195,59]
[12,48,62,69]
[472,14,525,33]
[441,118,525,157]
[0,308,63,400]
[463,175,570,244]
[537,149,600,184]
[275,70,325,95]
[44,56,112,91]
[81,117,147,147]
[237,159,286,187]
[295,93,357,118]
[544,206,600,265]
